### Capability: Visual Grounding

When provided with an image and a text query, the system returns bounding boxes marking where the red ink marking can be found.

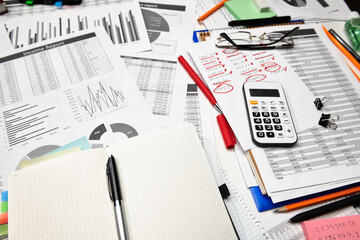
[261,62,281,72]
[206,63,221,69]
[200,56,215,61]
[246,74,266,82]
[213,80,234,94]
[209,72,225,78]
[203,60,216,65]
[222,48,239,54]
[241,69,257,75]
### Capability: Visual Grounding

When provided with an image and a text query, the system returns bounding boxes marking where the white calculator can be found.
[243,81,297,147]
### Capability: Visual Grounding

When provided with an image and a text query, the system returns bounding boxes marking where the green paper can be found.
[0,202,7,214]
[225,0,276,20]
[0,224,7,237]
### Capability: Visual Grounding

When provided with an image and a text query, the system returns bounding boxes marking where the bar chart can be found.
[3,3,150,53]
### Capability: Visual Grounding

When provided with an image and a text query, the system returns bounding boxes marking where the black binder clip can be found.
[318,113,339,130]
[218,184,230,199]
[314,97,328,110]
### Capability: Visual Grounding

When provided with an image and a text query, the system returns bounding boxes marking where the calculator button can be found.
[274,125,283,131]
[257,132,265,138]
[276,132,284,138]
[271,112,279,117]
[266,132,275,138]
[254,118,262,124]
[285,126,294,137]
[262,112,270,117]
[264,118,271,124]
[260,100,267,105]
[270,101,276,105]
[279,106,287,111]
[281,112,289,118]
[252,106,259,111]
[273,118,281,124]
[253,112,261,117]
[255,125,263,130]
[261,106,268,111]
[278,100,285,105]
[250,100,258,105]
[283,119,290,124]
[270,106,277,111]
[265,125,273,131]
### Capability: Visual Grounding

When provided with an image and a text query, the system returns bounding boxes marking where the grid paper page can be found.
[107,124,238,240]
[8,148,118,240]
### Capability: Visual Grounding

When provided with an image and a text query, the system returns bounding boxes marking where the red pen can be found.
[178,55,236,149]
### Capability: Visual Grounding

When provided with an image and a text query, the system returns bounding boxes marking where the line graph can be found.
[75,81,128,120]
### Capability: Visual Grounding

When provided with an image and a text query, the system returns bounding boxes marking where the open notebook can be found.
[8,124,237,240]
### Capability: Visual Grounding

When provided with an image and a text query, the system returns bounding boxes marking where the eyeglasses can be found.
[216,27,299,50]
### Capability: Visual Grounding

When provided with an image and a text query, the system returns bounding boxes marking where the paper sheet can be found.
[266,0,351,22]
[249,24,360,197]
[189,31,319,150]
[2,1,151,54]
[121,0,196,127]
[0,29,159,191]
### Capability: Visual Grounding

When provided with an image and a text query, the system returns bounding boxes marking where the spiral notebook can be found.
[8,124,237,240]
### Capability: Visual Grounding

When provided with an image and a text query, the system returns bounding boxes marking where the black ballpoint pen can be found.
[107,155,128,240]
[290,193,360,223]
[329,29,360,63]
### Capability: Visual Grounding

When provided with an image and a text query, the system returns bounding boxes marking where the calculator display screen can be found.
[249,89,280,97]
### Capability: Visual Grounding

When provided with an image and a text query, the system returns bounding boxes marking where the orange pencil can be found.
[322,26,360,71]
[198,0,228,22]
[275,185,360,212]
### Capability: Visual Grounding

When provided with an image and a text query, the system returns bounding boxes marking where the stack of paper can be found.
[188,24,360,206]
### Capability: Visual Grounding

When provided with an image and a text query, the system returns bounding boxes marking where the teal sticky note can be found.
[1,192,7,202]
[225,0,276,20]
[47,136,91,156]
[0,202,7,213]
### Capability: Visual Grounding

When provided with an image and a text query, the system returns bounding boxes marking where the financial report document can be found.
[2,1,151,54]
[0,29,158,191]
[248,25,360,197]
[122,0,196,126]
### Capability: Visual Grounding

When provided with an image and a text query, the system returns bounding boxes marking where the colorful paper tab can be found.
[0,202,7,213]
[0,213,8,225]
[0,224,7,237]
[0,191,7,202]
[54,1,63,7]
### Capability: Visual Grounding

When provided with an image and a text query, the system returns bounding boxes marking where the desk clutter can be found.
[0,0,360,240]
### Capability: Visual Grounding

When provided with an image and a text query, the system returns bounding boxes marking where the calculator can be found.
[243,81,297,147]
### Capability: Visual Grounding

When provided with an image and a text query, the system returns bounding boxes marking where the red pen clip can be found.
[216,114,236,149]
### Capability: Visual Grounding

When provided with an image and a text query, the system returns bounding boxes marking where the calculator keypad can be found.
[249,99,296,145]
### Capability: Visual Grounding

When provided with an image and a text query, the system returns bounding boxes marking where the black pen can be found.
[107,155,128,240]
[290,193,360,223]
[329,29,360,63]
[228,16,291,27]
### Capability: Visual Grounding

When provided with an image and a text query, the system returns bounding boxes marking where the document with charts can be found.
[121,0,196,126]
[189,32,319,151]
[0,29,158,191]
[2,1,151,54]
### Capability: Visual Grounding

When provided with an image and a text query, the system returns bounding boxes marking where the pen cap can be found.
[216,114,235,149]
